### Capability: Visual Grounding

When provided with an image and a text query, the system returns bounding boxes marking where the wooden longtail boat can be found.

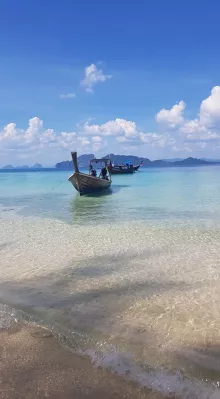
[133,161,143,171]
[110,165,134,174]
[133,163,141,171]
[110,161,142,174]
[68,152,112,195]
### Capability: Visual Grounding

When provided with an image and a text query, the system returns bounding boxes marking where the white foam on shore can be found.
[1,299,220,399]
[85,349,220,399]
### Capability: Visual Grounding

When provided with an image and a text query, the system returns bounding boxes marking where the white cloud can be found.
[0,118,44,149]
[140,132,175,147]
[116,132,174,148]
[1,123,18,139]
[172,145,179,152]
[60,93,76,99]
[0,116,177,165]
[81,63,112,93]
[200,86,220,127]
[84,118,174,149]
[0,117,90,153]
[155,86,220,150]
[92,135,102,143]
[4,86,220,165]
[84,118,137,137]
[58,131,77,148]
[40,129,56,144]
[116,136,143,146]
[176,87,220,142]
[25,117,43,142]
[0,115,174,159]
[197,142,207,149]
[78,136,90,147]
[0,117,111,165]
[155,101,186,127]
[180,119,220,141]
[172,144,192,153]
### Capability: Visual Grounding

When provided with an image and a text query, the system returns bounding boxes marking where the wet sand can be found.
[0,323,171,399]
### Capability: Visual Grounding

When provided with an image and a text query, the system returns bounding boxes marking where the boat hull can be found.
[68,172,111,195]
[133,164,140,171]
[111,166,134,174]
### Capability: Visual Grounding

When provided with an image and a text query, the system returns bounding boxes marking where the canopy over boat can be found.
[109,159,142,174]
[90,158,111,163]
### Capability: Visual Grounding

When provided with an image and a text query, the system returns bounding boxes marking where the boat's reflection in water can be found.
[69,185,126,225]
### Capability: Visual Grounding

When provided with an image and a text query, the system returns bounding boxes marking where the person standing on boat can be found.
[101,166,108,180]
[89,163,97,177]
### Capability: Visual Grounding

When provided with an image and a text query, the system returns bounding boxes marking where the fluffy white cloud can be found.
[58,131,77,148]
[78,136,90,146]
[0,117,90,152]
[155,86,220,149]
[40,129,56,144]
[0,117,109,161]
[92,138,106,152]
[180,119,220,141]
[155,101,185,127]
[200,86,220,127]
[60,93,76,99]
[177,87,220,142]
[25,117,43,142]
[81,63,112,93]
[3,85,220,165]
[84,118,174,148]
[84,118,137,137]
[1,123,18,139]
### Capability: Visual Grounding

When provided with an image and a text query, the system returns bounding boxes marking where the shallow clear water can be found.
[1,167,220,226]
[1,167,220,398]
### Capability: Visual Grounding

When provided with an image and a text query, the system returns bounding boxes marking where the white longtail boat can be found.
[68,152,112,195]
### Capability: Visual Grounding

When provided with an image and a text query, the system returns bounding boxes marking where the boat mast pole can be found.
[71,152,79,173]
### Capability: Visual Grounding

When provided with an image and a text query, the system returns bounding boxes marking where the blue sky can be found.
[1,0,220,165]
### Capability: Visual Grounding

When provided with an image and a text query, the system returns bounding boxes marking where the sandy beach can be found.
[2,179,220,399]
[0,323,171,399]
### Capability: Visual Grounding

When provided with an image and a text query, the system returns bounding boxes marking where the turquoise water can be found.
[1,166,220,225]
[1,167,220,398]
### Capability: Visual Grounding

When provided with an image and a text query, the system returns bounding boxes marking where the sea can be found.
[1,166,220,398]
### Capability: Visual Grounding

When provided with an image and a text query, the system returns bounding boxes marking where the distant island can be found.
[2,156,220,171]
[55,154,94,170]
[33,163,43,169]
[55,154,220,170]
[1,163,43,170]
[2,165,15,169]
